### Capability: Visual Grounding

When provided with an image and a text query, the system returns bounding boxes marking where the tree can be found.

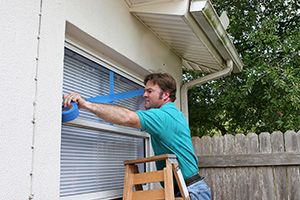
[186,0,300,136]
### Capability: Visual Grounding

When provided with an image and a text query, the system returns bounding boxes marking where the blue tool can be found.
[62,88,144,123]
[62,102,79,122]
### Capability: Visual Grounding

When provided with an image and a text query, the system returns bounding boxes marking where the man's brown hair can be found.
[144,73,177,102]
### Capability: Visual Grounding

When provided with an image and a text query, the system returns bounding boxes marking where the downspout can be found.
[180,59,233,122]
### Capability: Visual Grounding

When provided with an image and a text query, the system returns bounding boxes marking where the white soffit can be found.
[125,0,243,73]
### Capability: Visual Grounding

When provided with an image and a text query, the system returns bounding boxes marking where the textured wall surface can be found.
[0,1,41,199]
[0,0,65,199]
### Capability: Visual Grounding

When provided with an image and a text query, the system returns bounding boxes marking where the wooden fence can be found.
[192,131,300,200]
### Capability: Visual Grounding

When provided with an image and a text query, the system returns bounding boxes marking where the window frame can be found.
[61,41,151,200]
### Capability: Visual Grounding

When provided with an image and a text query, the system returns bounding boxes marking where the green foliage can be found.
[186,0,300,136]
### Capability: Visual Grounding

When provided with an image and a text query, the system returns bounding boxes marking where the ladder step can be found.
[133,170,164,185]
[132,189,165,200]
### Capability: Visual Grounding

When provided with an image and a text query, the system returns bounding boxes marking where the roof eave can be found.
[125,0,243,73]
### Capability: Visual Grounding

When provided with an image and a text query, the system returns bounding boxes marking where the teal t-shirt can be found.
[136,102,198,179]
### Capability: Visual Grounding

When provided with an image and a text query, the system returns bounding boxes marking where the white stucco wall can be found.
[0,1,41,199]
[1,0,183,199]
[0,0,65,199]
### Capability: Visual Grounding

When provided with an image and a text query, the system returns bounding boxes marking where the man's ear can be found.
[163,91,171,101]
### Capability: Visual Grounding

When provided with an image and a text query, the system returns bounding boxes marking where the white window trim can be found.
[66,119,149,139]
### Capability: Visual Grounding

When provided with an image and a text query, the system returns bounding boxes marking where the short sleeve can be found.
[136,109,166,138]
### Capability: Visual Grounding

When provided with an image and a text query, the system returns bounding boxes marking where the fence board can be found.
[223,134,235,200]
[285,130,300,200]
[246,133,260,200]
[271,131,287,200]
[211,136,224,200]
[234,134,248,200]
[258,132,275,200]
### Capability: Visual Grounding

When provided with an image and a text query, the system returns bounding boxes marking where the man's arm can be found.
[64,92,141,128]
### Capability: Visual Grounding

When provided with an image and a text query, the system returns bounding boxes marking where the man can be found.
[64,73,211,200]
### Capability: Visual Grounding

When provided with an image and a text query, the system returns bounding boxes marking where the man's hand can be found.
[63,92,89,109]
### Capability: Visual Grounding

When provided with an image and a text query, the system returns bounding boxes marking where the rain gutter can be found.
[180,0,243,122]
[180,59,233,121]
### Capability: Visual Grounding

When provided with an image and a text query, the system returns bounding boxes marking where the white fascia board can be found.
[128,0,190,15]
[190,0,243,73]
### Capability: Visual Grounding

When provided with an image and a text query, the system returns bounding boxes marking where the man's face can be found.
[143,80,169,109]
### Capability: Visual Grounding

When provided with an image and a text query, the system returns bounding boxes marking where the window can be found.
[60,46,148,199]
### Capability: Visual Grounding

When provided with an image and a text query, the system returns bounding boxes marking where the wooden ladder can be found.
[122,154,190,200]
